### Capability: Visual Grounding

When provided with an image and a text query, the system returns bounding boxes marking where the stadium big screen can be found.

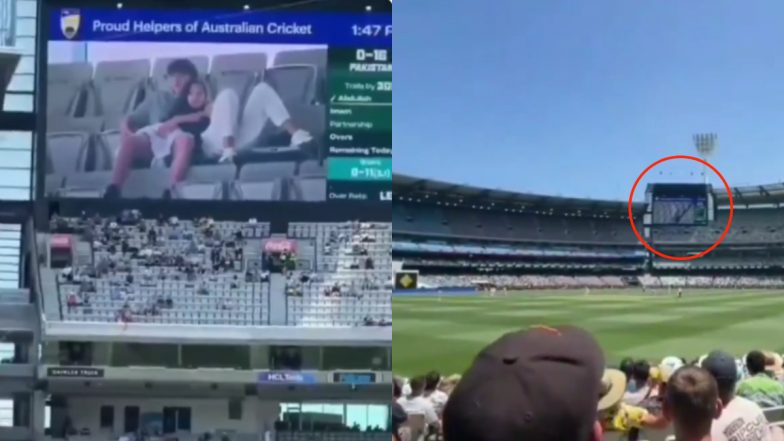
[648,183,713,226]
[44,6,391,202]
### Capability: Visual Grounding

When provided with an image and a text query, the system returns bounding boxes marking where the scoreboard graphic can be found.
[394,271,418,290]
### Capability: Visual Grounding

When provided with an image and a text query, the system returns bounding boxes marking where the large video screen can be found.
[44,8,391,202]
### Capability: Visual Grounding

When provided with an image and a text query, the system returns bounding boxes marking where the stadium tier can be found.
[44,213,391,333]
[393,174,784,284]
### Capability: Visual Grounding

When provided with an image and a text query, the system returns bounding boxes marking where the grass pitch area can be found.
[392,289,784,376]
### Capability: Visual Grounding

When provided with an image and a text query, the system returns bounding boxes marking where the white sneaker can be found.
[291,129,313,147]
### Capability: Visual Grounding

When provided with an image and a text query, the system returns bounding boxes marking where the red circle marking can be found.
[627,155,734,261]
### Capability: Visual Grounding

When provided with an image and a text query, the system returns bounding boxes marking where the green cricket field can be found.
[392,289,784,376]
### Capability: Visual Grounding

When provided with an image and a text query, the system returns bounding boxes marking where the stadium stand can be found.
[43,212,391,328]
[45,48,328,201]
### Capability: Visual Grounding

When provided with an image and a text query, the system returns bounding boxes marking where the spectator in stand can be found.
[624,359,652,406]
[423,370,448,416]
[737,350,784,408]
[392,378,407,441]
[663,366,721,441]
[396,376,439,432]
[443,325,604,441]
[599,368,669,433]
[437,374,460,396]
[701,350,774,441]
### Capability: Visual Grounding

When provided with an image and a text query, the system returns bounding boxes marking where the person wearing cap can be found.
[443,325,605,441]
[663,366,722,441]
[701,350,774,441]
[737,350,784,409]
[599,368,669,433]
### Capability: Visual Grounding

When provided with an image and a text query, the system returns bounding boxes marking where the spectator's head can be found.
[166,59,199,95]
[408,376,426,397]
[632,359,651,387]
[619,357,635,380]
[663,366,721,440]
[746,350,766,376]
[439,374,461,395]
[443,325,604,441]
[764,351,784,378]
[701,350,738,405]
[186,79,209,110]
[424,370,441,392]
[393,376,402,399]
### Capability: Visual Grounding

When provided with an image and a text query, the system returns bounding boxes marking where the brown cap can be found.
[443,325,605,441]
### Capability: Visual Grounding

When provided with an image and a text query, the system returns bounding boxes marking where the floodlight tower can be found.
[693,133,717,185]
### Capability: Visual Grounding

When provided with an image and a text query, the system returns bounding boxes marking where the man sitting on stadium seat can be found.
[396,376,440,433]
[701,350,775,441]
[663,366,722,441]
[442,325,604,441]
[737,350,784,409]
[423,370,448,416]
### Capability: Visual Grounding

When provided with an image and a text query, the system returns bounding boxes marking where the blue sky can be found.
[393,0,784,200]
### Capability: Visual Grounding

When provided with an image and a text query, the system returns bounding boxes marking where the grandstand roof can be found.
[714,182,784,207]
[393,174,647,216]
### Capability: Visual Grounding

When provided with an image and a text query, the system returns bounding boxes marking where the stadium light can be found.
[693,133,717,184]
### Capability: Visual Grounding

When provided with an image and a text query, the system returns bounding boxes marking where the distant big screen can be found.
[44,8,391,202]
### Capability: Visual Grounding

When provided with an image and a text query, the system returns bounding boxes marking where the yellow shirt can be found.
[603,403,650,432]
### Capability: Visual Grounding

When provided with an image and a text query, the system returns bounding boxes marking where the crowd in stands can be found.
[285,222,392,327]
[52,211,270,325]
[48,212,391,327]
[396,201,784,246]
[393,325,784,441]
[394,204,638,244]
[409,274,784,291]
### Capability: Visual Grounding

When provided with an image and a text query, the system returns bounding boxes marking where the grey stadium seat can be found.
[47,116,104,134]
[94,130,120,170]
[265,65,320,105]
[122,168,169,198]
[44,174,64,196]
[59,168,167,199]
[290,177,326,202]
[232,162,292,201]
[46,132,90,174]
[298,160,325,178]
[209,52,267,106]
[93,59,151,118]
[239,162,296,181]
[274,49,327,69]
[59,171,112,198]
[174,164,236,200]
[47,62,93,117]
[232,181,281,201]
[151,56,209,91]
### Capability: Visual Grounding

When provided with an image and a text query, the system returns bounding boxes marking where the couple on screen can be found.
[105,58,312,199]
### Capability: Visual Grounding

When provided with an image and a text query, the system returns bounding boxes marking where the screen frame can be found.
[35,0,391,220]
